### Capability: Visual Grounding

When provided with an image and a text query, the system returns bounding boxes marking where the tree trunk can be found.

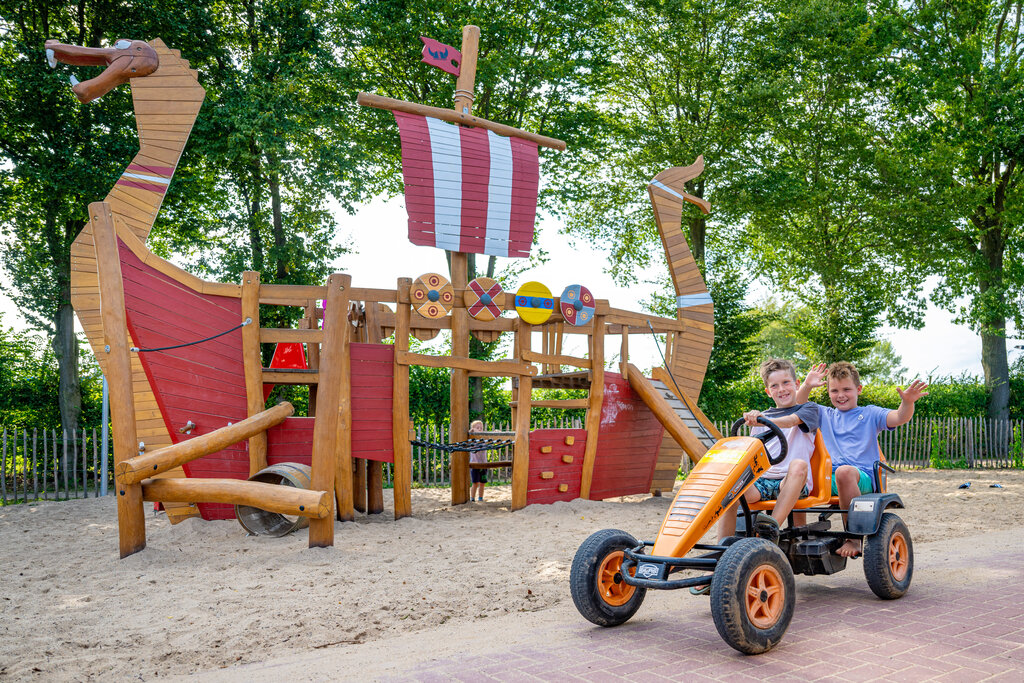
[979,227,1009,420]
[270,168,286,280]
[52,301,81,438]
[247,146,265,271]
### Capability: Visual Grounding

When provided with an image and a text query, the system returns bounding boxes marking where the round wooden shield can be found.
[411,272,454,319]
[465,277,506,321]
[514,281,554,324]
[560,284,596,326]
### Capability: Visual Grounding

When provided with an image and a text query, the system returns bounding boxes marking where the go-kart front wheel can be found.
[570,528,647,626]
[863,512,913,599]
[710,538,795,654]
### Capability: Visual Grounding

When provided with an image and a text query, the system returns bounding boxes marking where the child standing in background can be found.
[469,420,487,502]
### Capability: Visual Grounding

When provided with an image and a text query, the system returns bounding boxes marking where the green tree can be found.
[733,0,927,367]
[886,0,1023,419]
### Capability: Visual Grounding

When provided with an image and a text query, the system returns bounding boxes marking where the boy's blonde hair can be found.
[827,361,862,387]
[758,358,797,385]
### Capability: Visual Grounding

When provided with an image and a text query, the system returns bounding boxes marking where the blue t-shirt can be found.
[816,404,893,471]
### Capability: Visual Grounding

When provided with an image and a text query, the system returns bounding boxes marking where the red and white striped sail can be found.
[393,111,540,258]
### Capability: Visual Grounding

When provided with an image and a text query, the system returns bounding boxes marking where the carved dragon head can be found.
[44,39,158,103]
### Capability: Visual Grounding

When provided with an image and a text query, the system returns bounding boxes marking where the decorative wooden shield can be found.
[411,272,454,319]
[560,284,595,326]
[465,277,505,321]
[514,281,554,324]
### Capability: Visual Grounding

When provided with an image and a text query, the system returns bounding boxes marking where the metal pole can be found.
[100,374,110,497]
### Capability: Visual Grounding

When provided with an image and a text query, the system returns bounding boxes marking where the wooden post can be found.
[580,316,605,499]
[453,25,480,115]
[511,320,532,511]
[305,299,320,417]
[620,327,629,380]
[91,201,146,557]
[241,271,267,476]
[333,276,354,522]
[353,458,366,513]
[308,273,350,547]
[367,460,384,514]
[391,278,413,519]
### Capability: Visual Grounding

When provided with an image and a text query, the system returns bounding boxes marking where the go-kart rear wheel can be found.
[710,538,795,654]
[570,528,647,627]
[863,512,913,599]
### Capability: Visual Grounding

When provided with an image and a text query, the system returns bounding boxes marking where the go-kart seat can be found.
[748,431,833,512]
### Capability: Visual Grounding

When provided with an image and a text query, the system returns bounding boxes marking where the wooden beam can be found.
[396,351,536,376]
[116,402,294,485]
[332,275,354,523]
[141,477,330,519]
[620,327,629,379]
[450,252,471,506]
[259,283,327,302]
[367,460,384,515]
[92,201,146,558]
[521,349,591,370]
[580,315,605,499]
[511,321,532,511]
[353,458,366,513]
[241,271,267,476]
[259,328,324,344]
[510,399,589,409]
[626,363,708,464]
[357,92,567,151]
[391,278,413,519]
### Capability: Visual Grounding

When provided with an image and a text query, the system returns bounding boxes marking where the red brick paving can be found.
[393,551,1024,682]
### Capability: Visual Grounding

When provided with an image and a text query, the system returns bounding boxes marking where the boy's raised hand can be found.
[803,362,827,389]
[897,379,930,403]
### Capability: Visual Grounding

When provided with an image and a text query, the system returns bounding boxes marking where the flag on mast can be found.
[420,37,461,76]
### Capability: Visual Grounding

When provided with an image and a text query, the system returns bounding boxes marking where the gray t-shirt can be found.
[751,403,820,488]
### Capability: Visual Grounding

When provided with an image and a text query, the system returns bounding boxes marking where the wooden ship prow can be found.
[56,27,720,558]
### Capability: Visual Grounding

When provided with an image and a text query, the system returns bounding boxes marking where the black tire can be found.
[710,538,795,654]
[569,529,647,627]
[863,512,913,599]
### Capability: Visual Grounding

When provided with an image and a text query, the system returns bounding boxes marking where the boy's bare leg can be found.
[835,465,863,557]
[771,460,809,525]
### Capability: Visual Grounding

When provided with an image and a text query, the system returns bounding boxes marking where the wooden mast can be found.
[449,25,480,507]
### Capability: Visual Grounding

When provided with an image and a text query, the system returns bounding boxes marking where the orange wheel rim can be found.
[597,550,636,607]
[889,532,909,581]
[745,564,785,629]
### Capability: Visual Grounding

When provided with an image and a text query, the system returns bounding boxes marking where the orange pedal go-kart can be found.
[570,417,913,654]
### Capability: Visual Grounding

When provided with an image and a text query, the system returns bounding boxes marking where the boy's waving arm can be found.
[887,379,929,428]
[796,363,827,404]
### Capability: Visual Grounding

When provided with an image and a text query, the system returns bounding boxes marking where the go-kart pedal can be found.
[754,512,780,543]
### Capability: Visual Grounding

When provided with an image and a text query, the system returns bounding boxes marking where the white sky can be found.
[0,195,1006,381]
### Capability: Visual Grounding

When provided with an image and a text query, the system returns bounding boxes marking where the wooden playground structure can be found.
[52,27,723,558]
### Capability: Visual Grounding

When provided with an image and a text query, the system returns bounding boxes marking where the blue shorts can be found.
[754,476,809,501]
[830,466,873,495]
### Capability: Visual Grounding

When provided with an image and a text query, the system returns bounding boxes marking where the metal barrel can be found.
[235,463,314,537]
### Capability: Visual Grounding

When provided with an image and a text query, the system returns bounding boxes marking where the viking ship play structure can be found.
[50,27,722,558]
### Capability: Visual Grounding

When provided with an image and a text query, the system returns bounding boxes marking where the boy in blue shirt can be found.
[798,361,928,558]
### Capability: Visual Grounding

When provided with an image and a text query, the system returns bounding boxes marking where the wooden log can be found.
[241,271,268,476]
[305,301,320,416]
[259,283,327,302]
[331,274,355,523]
[92,201,146,558]
[580,315,605,499]
[116,402,294,485]
[626,363,707,464]
[357,93,566,151]
[141,477,330,519]
[259,328,324,344]
[308,274,348,546]
[511,321,533,510]
[454,25,480,115]
[392,278,413,519]
[367,460,384,514]
[510,399,589,409]
[620,328,629,379]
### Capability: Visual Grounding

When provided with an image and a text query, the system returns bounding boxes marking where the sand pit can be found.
[0,468,1021,681]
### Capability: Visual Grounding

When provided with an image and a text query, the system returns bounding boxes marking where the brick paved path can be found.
[193,532,1024,682]
[393,549,1024,682]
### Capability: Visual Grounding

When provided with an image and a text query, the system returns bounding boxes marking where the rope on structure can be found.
[410,438,515,453]
[131,318,253,353]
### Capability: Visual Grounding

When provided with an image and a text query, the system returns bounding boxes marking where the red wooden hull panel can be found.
[590,372,663,500]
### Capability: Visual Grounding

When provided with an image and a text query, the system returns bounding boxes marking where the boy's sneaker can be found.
[754,512,780,544]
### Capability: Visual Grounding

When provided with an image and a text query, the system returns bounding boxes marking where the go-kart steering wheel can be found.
[729,416,788,466]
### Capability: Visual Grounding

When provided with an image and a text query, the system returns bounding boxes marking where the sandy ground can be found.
[0,469,1021,681]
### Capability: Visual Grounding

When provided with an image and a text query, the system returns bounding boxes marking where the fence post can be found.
[2,427,7,506]
[22,428,28,503]
[100,375,110,496]
[62,430,69,500]
[32,429,38,501]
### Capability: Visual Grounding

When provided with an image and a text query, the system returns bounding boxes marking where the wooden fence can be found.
[1,428,111,505]
[712,418,1024,470]
[2,417,1021,505]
